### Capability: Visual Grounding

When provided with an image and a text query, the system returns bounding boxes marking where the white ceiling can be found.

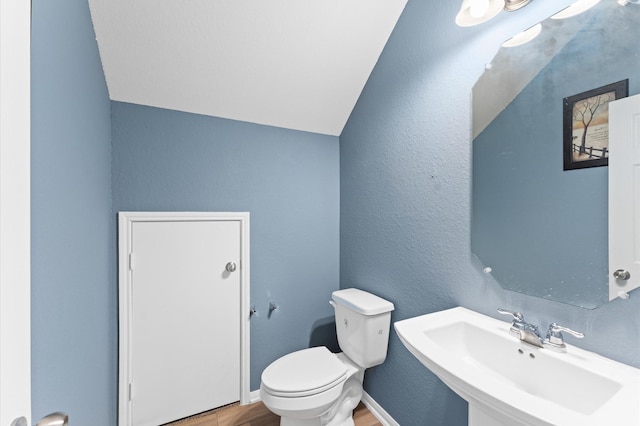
[88,0,407,136]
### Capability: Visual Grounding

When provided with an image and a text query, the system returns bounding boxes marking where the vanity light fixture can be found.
[551,0,600,19]
[455,0,504,27]
[455,0,531,27]
[501,23,542,47]
[503,0,530,11]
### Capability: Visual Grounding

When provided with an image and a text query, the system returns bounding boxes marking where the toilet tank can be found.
[331,288,395,368]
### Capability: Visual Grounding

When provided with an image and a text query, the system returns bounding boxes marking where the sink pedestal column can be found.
[469,404,512,426]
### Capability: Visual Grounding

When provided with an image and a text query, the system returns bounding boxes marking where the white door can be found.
[0,0,32,424]
[118,213,250,426]
[609,94,640,300]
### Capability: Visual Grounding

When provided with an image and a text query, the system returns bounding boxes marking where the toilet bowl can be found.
[260,288,394,426]
[261,348,362,426]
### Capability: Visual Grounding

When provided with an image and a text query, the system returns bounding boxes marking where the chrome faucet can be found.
[497,308,543,347]
[497,309,584,351]
[544,322,584,352]
[496,308,525,336]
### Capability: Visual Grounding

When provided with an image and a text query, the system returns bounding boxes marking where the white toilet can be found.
[260,288,395,426]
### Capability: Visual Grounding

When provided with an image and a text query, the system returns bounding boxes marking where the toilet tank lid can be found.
[331,288,394,315]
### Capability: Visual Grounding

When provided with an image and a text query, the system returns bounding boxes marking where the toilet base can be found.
[321,377,362,426]
[277,376,362,426]
[280,417,322,426]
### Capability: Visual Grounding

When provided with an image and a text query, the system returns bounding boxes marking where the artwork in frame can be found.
[563,79,628,171]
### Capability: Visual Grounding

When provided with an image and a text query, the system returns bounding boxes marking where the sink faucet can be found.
[497,308,543,347]
[544,323,584,352]
[497,309,584,351]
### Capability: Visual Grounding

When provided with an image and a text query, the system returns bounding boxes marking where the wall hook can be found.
[268,302,278,319]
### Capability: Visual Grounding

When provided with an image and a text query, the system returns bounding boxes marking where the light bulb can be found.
[469,0,490,18]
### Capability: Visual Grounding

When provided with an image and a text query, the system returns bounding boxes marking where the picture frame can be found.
[563,79,628,171]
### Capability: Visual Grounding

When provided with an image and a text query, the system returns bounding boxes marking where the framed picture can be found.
[563,79,628,171]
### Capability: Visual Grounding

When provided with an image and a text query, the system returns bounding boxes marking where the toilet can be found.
[260,288,395,426]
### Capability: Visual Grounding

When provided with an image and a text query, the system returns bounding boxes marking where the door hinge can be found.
[128,383,132,401]
[128,253,134,270]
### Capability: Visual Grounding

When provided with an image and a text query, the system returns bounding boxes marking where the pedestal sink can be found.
[394,307,640,426]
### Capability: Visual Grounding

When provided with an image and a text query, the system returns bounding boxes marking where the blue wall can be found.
[340,1,640,425]
[111,102,340,390]
[31,0,339,416]
[31,0,114,423]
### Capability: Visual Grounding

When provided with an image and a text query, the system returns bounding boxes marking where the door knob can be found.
[225,262,237,272]
[613,269,631,280]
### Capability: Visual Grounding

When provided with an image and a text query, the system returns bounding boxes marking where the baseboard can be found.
[248,389,261,404]
[246,389,399,426]
[361,391,400,426]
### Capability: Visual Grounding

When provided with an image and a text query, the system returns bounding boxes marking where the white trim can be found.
[117,212,250,425]
[0,0,31,424]
[361,391,400,426]
[249,389,262,404]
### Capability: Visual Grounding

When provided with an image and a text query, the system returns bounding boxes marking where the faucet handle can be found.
[497,308,526,337]
[544,323,584,352]
[497,308,524,323]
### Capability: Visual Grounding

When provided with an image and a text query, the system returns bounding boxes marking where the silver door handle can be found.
[36,412,68,426]
[225,262,237,272]
[8,416,60,426]
[613,269,631,280]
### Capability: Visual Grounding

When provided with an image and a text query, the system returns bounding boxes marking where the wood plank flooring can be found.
[165,401,382,426]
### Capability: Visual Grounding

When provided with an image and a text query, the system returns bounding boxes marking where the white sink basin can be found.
[394,307,640,426]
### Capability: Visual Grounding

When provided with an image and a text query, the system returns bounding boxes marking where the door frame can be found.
[0,0,32,423]
[118,212,250,425]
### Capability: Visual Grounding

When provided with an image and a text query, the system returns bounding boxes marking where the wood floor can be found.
[165,401,382,426]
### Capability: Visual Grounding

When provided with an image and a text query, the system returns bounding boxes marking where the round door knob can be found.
[613,269,631,280]
[225,262,237,273]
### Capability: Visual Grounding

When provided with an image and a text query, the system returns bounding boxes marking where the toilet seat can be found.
[261,347,347,397]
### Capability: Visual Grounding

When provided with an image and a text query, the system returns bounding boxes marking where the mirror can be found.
[471,0,640,308]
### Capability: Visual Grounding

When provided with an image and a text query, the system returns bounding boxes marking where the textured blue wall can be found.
[341,1,640,425]
[111,102,340,391]
[31,0,114,424]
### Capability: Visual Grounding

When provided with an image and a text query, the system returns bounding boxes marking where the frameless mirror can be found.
[471,0,640,308]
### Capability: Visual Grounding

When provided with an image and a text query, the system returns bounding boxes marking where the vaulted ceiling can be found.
[88,0,408,136]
